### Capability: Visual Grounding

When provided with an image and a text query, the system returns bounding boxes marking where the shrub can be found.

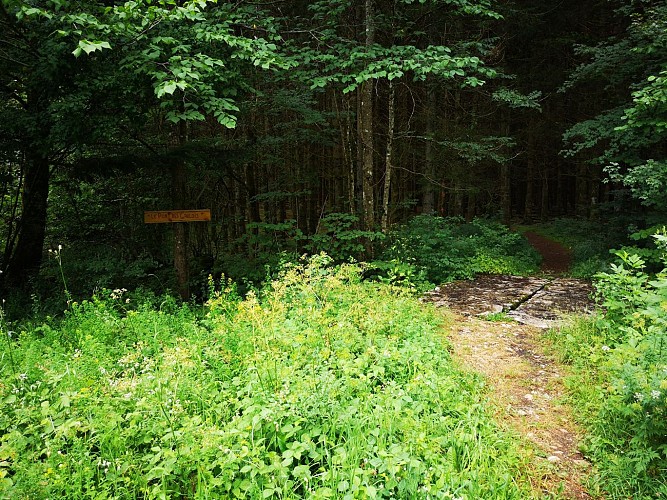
[305,213,384,262]
[548,237,667,497]
[380,216,540,284]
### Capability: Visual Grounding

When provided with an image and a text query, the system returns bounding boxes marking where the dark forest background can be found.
[1,0,665,304]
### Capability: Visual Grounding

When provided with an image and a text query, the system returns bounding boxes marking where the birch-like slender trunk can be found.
[382,81,395,232]
[359,0,375,231]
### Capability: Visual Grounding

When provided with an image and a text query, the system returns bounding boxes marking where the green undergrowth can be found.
[1,256,532,499]
[546,247,667,497]
[378,216,541,285]
[519,218,630,278]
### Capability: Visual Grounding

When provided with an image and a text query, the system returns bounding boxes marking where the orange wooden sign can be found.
[144,209,211,223]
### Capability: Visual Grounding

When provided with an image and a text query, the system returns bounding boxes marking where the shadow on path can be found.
[523,231,572,275]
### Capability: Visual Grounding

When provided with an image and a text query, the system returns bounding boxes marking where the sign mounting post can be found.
[143,209,211,300]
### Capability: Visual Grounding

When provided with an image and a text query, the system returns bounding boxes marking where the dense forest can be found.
[1,0,665,301]
[1,1,667,498]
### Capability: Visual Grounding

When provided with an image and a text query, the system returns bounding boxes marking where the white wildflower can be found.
[97,458,111,474]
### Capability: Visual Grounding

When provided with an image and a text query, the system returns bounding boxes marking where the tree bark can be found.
[452,181,464,216]
[556,163,566,215]
[2,152,50,291]
[172,120,190,300]
[346,97,356,216]
[576,161,588,217]
[2,82,52,293]
[233,178,246,252]
[0,164,24,278]
[541,170,549,220]
[500,111,512,225]
[245,162,260,255]
[341,94,356,216]
[423,84,436,214]
[466,192,476,221]
[524,154,535,223]
[359,0,375,232]
[381,81,395,232]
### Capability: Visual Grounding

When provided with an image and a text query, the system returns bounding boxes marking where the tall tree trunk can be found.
[3,152,50,291]
[172,120,190,300]
[359,0,375,231]
[347,111,356,215]
[337,94,356,215]
[2,84,52,293]
[523,118,537,223]
[576,162,588,217]
[556,163,566,215]
[466,192,476,221]
[541,170,549,220]
[1,164,24,276]
[245,162,260,255]
[524,155,535,223]
[233,178,246,252]
[452,181,464,216]
[381,81,395,232]
[500,111,512,224]
[295,148,308,235]
[423,84,436,214]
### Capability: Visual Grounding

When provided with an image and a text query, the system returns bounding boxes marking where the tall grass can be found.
[1,256,532,499]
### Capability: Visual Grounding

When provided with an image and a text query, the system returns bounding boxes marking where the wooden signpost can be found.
[144,209,211,300]
[144,209,211,224]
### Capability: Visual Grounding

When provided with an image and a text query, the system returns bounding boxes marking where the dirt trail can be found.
[447,317,592,498]
[439,232,595,498]
[523,231,572,275]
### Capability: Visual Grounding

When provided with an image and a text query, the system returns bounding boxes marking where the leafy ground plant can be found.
[546,244,667,497]
[519,218,632,278]
[380,216,540,284]
[1,255,533,499]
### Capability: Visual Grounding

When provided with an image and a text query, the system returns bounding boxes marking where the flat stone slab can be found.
[424,275,550,315]
[424,275,596,328]
[515,279,595,317]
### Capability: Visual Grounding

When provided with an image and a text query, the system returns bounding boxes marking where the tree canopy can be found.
[1,0,665,300]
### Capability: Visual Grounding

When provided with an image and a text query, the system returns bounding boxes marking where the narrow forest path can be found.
[447,316,592,498]
[433,232,595,498]
[523,231,572,275]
